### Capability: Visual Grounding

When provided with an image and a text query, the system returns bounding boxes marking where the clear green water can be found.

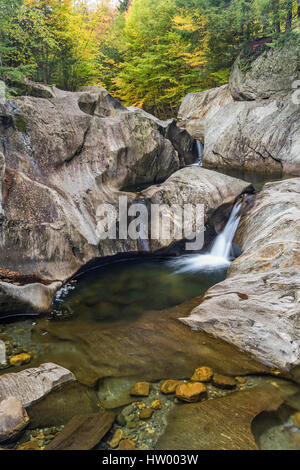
[54,257,228,324]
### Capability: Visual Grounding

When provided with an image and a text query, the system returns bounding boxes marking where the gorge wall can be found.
[178,44,300,175]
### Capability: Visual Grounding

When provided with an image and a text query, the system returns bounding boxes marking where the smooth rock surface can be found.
[45,411,115,450]
[156,387,283,450]
[0,363,75,407]
[0,397,29,442]
[0,86,180,313]
[31,298,271,387]
[181,179,300,377]
[142,167,252,250]
[178,45,300,175]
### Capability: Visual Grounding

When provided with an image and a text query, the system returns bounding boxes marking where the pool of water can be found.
[53,256,228,325]
[207,166,290,192]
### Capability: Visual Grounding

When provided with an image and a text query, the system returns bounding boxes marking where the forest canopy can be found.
[0,0,299,117]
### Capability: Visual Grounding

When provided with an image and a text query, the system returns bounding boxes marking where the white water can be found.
[189,140,203,167]
[170,202,242,273]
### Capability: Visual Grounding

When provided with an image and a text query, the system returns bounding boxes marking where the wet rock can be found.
[0,397,29,443]
[46,411,115,450]
[212,374,237,390]
[98,377,137,410]
[130,382,151,397]
[142,167,252,250]
[191,366,213,383]
[32,298,271,387]
[294,413,300,429]
[151,400,162,410]
[17,440,41,451]
[139,408,154,420]
[27,382,99,428]
[181,179,300,376]
[0,281,62,316]
[235,376,247,385]
[108,429,123,449]
[0,363,75,407]
[0,86,180,315]
[161,380,184,395]
[9,353,31,367]
[175,382,207,403]
[118,439,136,450]
[156,386,283,450]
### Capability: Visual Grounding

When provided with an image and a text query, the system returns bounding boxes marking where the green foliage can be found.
[0,0,299,117]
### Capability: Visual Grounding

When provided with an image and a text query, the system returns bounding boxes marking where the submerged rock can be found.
[9,353,31,367]
[0,397,29,443]
[175,382,207,403]
[31,298,271,387]
[156,386,283,450]
[212,374,237,390]
[130,382,151,397]
[0,363,75,407]
[161,380,184,395]
[181,179,300,378]
[46,411,115,451]
[190,366,213,383]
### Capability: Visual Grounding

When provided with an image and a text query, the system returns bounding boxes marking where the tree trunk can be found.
[285,0,293,31]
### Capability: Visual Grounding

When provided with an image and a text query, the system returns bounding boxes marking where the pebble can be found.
[130,382,151,397]
[191,366,213,383]
[212,374,237,389]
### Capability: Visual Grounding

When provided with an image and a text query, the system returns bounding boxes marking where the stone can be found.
[139,408,154,420]
[118,439,136,451]
[108,429,123,449]
[0,397,29,443]
[156,386,283,450]
[175,382,207,403]
[212,374,237,390]
[0,86,180,315]
[294,413,300,429]
[181,179,300,378]
[27,382,99,428]
[151,400,162,410]
[17,440,41,451]
[191,367,213,383]
[161,380,184,395]
[178,43,300,176]
[235,376,247,385]
[32,298,272,388]
[46,411,115,450]
[130,382,151,397]
[142,167,252,251]
[9,353,31,367]
[0,363,75,407]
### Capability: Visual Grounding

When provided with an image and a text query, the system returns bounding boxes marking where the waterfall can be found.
[210,202,241,260]
[170,202,242,273]
[196,140,203,167]
[188,140,204,167]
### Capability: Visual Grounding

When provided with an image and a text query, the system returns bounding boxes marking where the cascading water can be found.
[170,201,242,273]
[210,202,242,260]
[189,140,204,167]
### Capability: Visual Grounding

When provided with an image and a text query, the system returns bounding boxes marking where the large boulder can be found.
[0,363,75,406]
[0,85,251,314]
[181,179,300,379]
[142,167,252,250]
[178,45,300,175]
[0,86,182,313]
[229,45,300,101]
[155,386,283,450]
[0,397,29,443]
